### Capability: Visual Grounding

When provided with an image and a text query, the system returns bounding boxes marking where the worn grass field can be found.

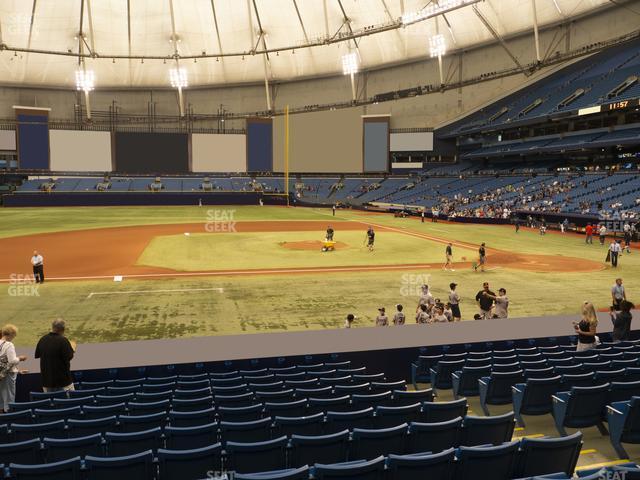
[1,205,638,346]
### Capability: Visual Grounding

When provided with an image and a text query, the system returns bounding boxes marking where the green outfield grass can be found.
[137,230,477,271]
[1,205,638,346]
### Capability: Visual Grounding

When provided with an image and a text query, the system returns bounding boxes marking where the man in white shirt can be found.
[611,278,626,310]
[31,250,44,283]
[599,225,607,245]
[609,240,622,268]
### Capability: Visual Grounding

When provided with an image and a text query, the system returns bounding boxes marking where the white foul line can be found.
[87,287,224,299]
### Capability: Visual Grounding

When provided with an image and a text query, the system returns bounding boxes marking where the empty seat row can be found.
[0,431,585,480]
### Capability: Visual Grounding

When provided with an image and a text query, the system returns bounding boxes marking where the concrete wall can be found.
[0,3,637,130]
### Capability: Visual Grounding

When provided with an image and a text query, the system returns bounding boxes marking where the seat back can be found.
[515,431,583,478]
[168,407,216,428]
[264,399,307,419]
[460,412,515,447]
[387,448,456,480]
[457,367,492,396]
[164,422,219,450]
[433,360,466,389]
[220,417,272,443]
[486,371,524,404]
[84,450,155,480]
[225,436,288,474]
[157,443,223,480]
[374,403,421,429]
[407,417,462,454]
[12,420,67,442]
[8,456,82,480]
[563,384,610,428]
[313,456,386,480]
[325,408,374,434]
[421,399,468,424]
[393,389,433,407]
[290,430,349,467]
[520,376,563,415]
[0,438,42,465]
[351,424,408,459]
[218,403,264,422]
[307,396,350,415]
[610,381,640,404]
[352,391,393,410]
[119,412,167,433]
[43,434,104,462]
[454,442,519,480]
[105,427,163,457]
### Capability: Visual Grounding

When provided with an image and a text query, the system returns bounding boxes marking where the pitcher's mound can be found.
[280,240,349,251]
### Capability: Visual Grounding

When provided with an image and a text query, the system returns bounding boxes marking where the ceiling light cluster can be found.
[401,0,477,26]
[429,34,447,58]
[75,69,95,92]
[341,52,359,76]
[169,67,188,88]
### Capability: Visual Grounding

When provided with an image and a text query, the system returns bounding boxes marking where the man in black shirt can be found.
[326,226,334,241]
[474,243,487,272]
[475,282,495,319]
[34,319,75,392]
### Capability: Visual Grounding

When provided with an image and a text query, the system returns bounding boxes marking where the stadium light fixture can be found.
[429,34,446,58]
[341,52,359,102]
[401,0,478,26]
[341,52,359,76]
[169,67,188,88]
[75,69,95,92]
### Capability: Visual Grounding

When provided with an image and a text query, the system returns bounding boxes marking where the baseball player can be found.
[448,283,462,321]
[624,222,632,253]
[443,243,454,271]
[375,307,388,326]
[326,226,334,241]
[393,305,406,325]
[365,227,375,251]
[474,243,486,272]
[31,251,45,283]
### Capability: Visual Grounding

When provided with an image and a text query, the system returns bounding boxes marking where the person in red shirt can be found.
[585,224,593,244]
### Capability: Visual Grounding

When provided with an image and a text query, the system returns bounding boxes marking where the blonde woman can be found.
[574,302,599,352]
[0,324,28,412]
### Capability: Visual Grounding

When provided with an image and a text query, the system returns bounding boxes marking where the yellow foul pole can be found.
[284,104,290,207]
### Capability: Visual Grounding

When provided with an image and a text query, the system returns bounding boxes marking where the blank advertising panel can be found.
[363,116,390,172]
[192,134,246,172]
[50,130,112,172]
[115,132,189,174]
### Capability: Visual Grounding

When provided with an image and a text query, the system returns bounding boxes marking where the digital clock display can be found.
[605,98,639,111]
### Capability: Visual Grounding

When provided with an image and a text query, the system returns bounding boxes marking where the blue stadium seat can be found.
[105,427,163,456]
[30,391,68,401]
[307,396,350,415]
[514,432,583,478]
[353,373,385,383]
[351,391,392,410]
[524,367,556,379]
[334,383,370,396]
[70,388,105,398]
[9,400,51,411]
[176,379,210,390]
[215,392,255,407]
[460,412,516,447]
[273,413,325,437]
[454,441,519,480]
[52,397,93,408]
[43,434,104,462]
[225,436,288,474]
[420,399,468,423]
[0,409,33,424]
[82,380,115,388]
[168,407,216,427]
[313,456,386,479]
[8,457,82,480]
[318,376,351,387]
[234,466,310,480]
[350,424,408,459]
[325,408,374,434]
[607,397,640,459]
[211,384,250,396]
[12,420,67,442]
[290,430,350,467]
[135,391,173,402]
[561,373,595,390]
[157,443,223,480]
[146,375,177,384]
[264,399,307,419]
[172,396,214,412]
[512,376,563,427]
[407,417,462,454]
[370,381,406,394]
[479,370,524,415]
[164,422,219,450]
[218,403,265,422]
[452,366,493,399]
[392,389,433,407]
[67,416,117,437]
[411,355,443,388]
[430,360,466,393]
[552,384,610,436]
[387,448,456,480]
[255,389,295,402]
[83,403,127,419]
[127,399,171,415]
[94,393,135,405]
[285,379,318,389]
[118,412,167,432]
[106,385,140,396]
[84,450,155,480]
[0,438,43,465]
[250,381,285,392]
[595,369,627,383]
[220,417,272,443]
[112,378,144,387]
[609,380,640,404]
[374,403,421,429]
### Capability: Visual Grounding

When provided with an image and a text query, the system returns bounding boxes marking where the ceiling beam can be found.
[86,0,96,55]
[472,4,528,76]
[209,0,224,56]
[336,0,358,50]
[251,0,273,111]
[292,0,310,43]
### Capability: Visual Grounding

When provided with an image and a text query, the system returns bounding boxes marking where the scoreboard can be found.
[603,98,640,111]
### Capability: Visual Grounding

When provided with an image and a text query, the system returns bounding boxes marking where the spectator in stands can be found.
[344,314,355,329]
[392,304,405,326]
[375,308,388,327]
[475,282,495,319]
[599,224,607,245]
[611,300,634,343]
[574,302,599,352]
[448,283,462,321]
[34,319,76,392]
[611,278,626,311]
[416,304,430,324]
[0,324,28,413]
